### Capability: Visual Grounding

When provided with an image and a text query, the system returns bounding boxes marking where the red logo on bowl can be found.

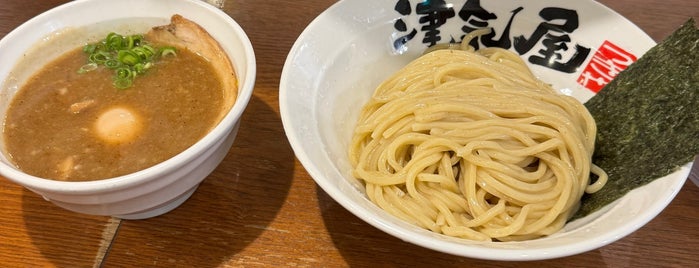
[577,40,637,93]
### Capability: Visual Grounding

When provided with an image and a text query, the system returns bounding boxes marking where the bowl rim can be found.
[0,0,256,193]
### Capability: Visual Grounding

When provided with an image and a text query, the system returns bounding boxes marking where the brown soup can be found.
[3,46,226,181]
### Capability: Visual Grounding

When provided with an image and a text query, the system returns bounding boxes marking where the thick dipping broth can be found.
[2,19,234,182]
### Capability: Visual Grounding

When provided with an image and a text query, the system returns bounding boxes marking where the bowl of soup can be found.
[0,0,256,219]
[280,0,693,260]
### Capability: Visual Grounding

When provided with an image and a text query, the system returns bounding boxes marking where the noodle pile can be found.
[349,32,607,241]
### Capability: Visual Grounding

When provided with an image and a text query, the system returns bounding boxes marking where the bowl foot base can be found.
[115,184,198,220]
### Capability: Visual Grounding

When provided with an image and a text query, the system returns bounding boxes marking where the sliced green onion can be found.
[78,32,178,89]
[132,47,148,60]
[77,63,98,74]
[133,62,152,74]
[113,78,132,89]
[104,59,121,69]
[142,45,156,55]
[160,46,177,57]
[83,44,97,54]
[106,32,124,49]
[126,34,143,49]
[118,50,140,65]
[133,45,156,60]
[89,51,111,64]
[115,67,133,79]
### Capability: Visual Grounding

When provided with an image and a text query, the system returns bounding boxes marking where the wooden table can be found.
[1,1,697,267]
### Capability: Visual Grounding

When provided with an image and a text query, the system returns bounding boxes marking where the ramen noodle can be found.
[349,30,607,241]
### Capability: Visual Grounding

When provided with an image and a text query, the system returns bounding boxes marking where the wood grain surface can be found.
[0,0,697,267]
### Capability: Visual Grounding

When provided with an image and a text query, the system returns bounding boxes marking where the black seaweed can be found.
[573,19,699,219]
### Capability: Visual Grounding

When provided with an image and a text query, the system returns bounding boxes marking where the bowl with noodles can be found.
[280,0,693,261]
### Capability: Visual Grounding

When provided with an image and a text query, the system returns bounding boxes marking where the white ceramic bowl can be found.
[0,0,256,219]
[280,0,690,261]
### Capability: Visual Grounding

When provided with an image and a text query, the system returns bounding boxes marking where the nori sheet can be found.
[573,18,699,219]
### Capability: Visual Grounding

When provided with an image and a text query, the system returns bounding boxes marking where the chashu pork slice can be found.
[146,14,238,122]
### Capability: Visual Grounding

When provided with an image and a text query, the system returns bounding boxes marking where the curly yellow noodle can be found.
[349,33,608,241]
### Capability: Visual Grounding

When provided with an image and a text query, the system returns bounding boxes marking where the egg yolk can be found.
[94,107,142,144]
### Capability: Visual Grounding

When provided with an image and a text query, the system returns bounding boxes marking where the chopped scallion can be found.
[160,46,177,57]
[113,78,132,89]
[115,67,133,80]
[104,59,121,69]
[77,63,98,74]
[118,50,140,66]
[77,32,178,89]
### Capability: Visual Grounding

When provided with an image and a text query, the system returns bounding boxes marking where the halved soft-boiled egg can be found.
[94,106,142,144]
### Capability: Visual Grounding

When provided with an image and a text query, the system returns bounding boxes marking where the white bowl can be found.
[280,0,690,261]
[0,0,256,219]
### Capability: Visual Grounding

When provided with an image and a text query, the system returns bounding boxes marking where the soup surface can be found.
[4,45,225,181]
